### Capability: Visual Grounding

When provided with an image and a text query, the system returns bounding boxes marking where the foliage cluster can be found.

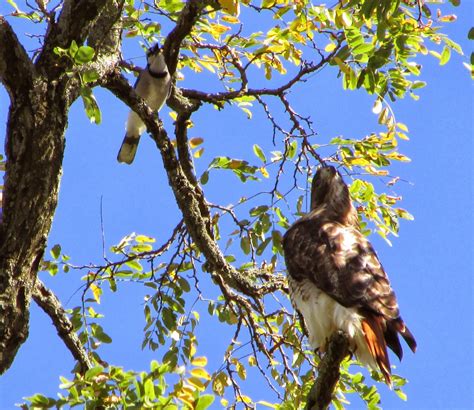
[1,0,468,408]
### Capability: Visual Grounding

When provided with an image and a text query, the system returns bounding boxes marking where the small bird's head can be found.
[146,44,162,64]
[145,44,168,74]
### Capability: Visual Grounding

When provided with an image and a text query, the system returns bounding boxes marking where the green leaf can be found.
[126,259,143,272]
[50,244,61,259]
[75,45,95,64]
[85,366,104,380]
[95,327,112,344]
[69,40,79,59]
[195,394,215,410]
[395,389,407,401]
[144,378,156,400]
[253,144,267,163]
[82,70,100,84]
[80,87,102,124]
[200,170,209,185]
[468,27,474,40]
[352,42,373,56]
[240,236,251,255]
[287,140,297,159]
[440,46,451,66]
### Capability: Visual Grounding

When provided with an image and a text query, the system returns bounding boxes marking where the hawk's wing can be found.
[283,215,416,360]
[284,217,398,318]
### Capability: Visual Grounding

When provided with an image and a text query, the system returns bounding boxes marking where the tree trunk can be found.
[0,0,119,374]
[0,78,68,373]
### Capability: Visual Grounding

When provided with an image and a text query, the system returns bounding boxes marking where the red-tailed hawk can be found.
[283,166,416,385]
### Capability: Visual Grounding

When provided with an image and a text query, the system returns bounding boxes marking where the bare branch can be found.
[33,280,92,373]
[180,47,340,104]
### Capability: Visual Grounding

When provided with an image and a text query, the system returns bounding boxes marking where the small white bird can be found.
[117,44,172,164]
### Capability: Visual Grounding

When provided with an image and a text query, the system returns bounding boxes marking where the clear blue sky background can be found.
[0,2,473,409]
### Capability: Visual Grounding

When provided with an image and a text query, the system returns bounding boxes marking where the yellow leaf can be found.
[260,167,269,178]
[186,377,205,391]
[179,386,195,396]
[257,401,278,409]
[177,393,194,408]
[90,283,101,304]
[396,131,410,141]
[209,23,231,35]
[333,57,350,74]
[190,343,197,358]
[190,368,211,380]
[324,42,337,52]
[236,362,246,380]
[213,378,224,396]
[397,122,409,132]
[194,148,204,158]
[221,15,240,24]
[378,107,389,125]
[237,395,252,404]
[386,152,411,162]
[191,356,208,367]
[348,157,370,166]
[366,166,389,176]
[199,59,216,73]
[189,137,204,148]
[218,0,240,16]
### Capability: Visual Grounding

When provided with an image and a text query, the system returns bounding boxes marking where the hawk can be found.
[283,166,416,385]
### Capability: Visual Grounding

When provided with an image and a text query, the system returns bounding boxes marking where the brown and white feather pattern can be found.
[283,166,416,385]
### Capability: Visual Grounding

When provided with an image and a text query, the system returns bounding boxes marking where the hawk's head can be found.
[310,166,354,223]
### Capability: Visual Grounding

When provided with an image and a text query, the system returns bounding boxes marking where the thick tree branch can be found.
[174,108,213,237]
[0,17,35,99]
[102,72,286,297]
[306,332,350,410]
[33,280,92,373]
[36,0,109,74]
[163,0,220,75]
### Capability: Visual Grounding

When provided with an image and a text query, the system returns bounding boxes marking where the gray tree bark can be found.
[0,0,120,374]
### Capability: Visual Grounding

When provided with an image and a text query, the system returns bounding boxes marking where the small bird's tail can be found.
[117,134,140,164]
[361,314,392,386]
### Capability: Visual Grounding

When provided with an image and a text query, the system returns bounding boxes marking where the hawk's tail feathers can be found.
[385,318,417,361]
[395,319,417,354]
[361,315,392,387]
[117,134,140,164]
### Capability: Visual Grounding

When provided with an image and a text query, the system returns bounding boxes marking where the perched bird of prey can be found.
[283,166,416,385]
[117,44,172,164]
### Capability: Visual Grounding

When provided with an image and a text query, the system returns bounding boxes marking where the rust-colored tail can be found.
[361,315,392,386]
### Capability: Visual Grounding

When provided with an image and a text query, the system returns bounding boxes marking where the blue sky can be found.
[0,2,473,409]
